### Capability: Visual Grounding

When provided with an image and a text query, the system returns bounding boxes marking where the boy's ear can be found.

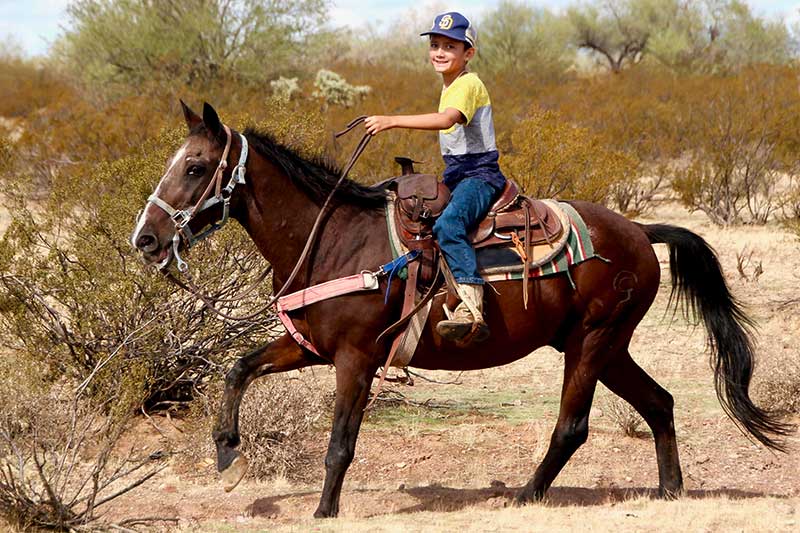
[465,46,476,62]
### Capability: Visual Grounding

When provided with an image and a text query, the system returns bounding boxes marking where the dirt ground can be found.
[88,201,799,532]
[4,200,799,531]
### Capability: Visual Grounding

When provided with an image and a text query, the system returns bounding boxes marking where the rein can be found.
[151,117,375,322]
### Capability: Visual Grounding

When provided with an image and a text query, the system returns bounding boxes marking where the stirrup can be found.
[436,317,490,344]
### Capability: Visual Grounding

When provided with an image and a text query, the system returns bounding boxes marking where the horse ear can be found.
[180,99,202,131]
[202,102,224,143]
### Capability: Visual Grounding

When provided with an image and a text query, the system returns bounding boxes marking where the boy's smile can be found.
[429,35,475,86]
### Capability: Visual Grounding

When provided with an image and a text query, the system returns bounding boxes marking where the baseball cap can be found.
[420,12,477,48]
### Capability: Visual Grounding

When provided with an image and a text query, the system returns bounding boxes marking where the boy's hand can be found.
[365,115,395,135]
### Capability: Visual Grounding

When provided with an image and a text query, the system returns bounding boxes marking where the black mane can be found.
[243,128,388,209]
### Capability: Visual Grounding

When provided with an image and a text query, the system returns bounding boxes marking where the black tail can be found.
[639,223,795,451]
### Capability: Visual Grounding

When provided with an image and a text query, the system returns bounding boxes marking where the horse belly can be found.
[409,277,572,371]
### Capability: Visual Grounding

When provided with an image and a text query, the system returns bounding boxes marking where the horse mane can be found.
[242,127,388,209]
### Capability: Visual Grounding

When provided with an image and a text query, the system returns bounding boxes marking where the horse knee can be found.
[224,358,251,389]
[324,443,354,471]
[552,417,589,451]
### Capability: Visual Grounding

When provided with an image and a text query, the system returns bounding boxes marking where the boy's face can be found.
[428,35,475,76]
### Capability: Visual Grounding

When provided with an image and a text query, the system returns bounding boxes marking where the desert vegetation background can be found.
[0,0,799,530]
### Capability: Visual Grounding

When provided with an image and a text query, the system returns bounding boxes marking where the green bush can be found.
[503,108,639,204]
[0,126,282,412]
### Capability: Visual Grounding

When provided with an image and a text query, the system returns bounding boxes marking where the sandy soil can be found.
[88,201,800,532]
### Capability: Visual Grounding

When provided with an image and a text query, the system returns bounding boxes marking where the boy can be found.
[365,11,507,344]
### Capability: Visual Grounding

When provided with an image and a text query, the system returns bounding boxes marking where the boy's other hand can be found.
[365,115,395,135]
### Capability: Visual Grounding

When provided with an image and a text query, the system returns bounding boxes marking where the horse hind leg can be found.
[600,350,684,498]
[212,334,314,492]
[516,329,608,504]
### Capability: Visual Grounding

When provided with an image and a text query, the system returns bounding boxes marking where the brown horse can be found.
[132,102,792,518]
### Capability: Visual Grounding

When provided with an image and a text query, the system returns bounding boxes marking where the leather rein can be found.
[147,118,374,322]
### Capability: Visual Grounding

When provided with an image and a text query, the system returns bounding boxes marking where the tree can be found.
[568,0,658,73]
[56,0,329,87]
[568,0,796,74]
[473,0,573,78]
[710,0,796,71]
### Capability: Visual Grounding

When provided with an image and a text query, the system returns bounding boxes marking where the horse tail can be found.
[638,223,795,451]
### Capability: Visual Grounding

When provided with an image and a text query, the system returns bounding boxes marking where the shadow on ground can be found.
[245,482,775,519]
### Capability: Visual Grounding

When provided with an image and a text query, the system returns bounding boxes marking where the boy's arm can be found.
[365,108,464,135]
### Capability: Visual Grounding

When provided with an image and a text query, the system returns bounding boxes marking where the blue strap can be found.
[381,250,421,304]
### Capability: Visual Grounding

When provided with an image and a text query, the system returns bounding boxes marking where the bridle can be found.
[144,125,249,273]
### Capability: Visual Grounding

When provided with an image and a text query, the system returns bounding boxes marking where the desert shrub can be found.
[270,76,301,103]
[672,66,800,226]
[0,135,11,173]
[503,108,638,203]
[734,246,764,282]
[539,69,685,215]
[0,53,72,118]
[780,178,800,235]
[237,375,327,480]
[0,124,286,412]
[0,363,167,531]
[184,371,329,482]
[602,395,645,438]
[312,69,371,109]
[755,348,800,415]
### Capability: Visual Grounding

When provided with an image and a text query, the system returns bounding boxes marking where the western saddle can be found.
[370,159,567,399]
[390,157,564,289]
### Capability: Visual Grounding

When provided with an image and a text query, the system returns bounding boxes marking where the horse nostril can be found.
[136,232,158,253]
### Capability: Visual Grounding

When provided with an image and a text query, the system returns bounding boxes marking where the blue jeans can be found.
[433,178,498,285]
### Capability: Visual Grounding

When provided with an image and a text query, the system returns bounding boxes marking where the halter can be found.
[145,125,248,272]
[143,115,377,325]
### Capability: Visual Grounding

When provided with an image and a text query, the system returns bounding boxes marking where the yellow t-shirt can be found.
[438,72,497,156]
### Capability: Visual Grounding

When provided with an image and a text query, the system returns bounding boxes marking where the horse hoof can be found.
[313,508,337,519]
[660,487,684,500]
[514,489,544,506]
[221,455,249,492]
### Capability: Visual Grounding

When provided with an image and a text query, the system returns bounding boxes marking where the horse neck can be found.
[234,148,382,287]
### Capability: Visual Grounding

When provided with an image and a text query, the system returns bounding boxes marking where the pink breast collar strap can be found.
[275,272,380,357]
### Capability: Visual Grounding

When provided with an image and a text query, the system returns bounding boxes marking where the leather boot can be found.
[436,283,490,343]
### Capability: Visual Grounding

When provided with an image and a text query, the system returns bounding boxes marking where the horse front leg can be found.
[314,352,377,518]
[212,334,314,491]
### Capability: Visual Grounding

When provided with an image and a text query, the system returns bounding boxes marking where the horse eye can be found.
[187,165,206,177]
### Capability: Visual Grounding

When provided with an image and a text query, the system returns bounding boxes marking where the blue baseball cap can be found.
[420,12,477,48]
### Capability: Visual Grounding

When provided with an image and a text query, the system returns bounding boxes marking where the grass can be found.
[364,386,562,430]
[190,495,800,532]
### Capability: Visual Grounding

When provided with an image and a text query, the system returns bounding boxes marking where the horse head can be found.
[131,101,246,271]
